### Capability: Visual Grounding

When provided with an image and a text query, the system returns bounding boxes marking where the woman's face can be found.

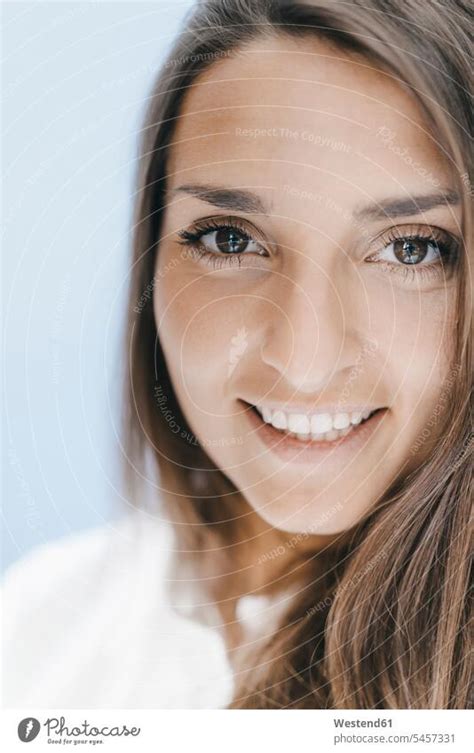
[153,36,460,535]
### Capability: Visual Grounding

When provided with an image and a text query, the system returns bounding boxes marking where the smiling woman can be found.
[3,0,472,716]
[124,0,472,709]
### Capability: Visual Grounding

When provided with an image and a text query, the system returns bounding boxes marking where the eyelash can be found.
[367,224,459,282]
[177,216,459,281]
[177,217,263,270]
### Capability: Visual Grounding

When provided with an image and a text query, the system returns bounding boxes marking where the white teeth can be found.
[288,413,310,434]
[255,404,375,440]
[310,413,333,434]
[262,406,272,423]
[333,413,351,430]
[271,410,287,430]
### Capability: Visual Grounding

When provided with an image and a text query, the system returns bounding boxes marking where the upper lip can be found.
[242,399,385,415]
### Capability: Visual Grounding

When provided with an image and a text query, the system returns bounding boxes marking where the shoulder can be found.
[1,512,233,708]
[2,512,172,620]
[3,519,119,603]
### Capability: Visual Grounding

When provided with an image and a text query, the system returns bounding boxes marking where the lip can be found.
[251,401,381,415]
[240,400,388,465]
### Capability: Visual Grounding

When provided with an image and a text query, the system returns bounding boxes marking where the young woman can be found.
[3,0,472,710]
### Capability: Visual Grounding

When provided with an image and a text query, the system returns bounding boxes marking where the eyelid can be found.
[177,214,275,255]
[178,217,460,271]
[365,222,458,255]
[362,222,460,285]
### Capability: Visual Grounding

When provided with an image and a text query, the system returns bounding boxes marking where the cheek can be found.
[368,290,455,456]
[368,278,454,367]
[153,264,241,416]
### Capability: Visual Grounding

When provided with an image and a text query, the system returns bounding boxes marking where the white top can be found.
[1,510,290,709]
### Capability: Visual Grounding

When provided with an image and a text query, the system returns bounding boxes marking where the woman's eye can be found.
[365,227,459,282]
[201,227,263,255]
[177,219,271,268]
[377,237,442,266]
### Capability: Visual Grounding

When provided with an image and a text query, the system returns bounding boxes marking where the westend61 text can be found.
[334,718,393,728]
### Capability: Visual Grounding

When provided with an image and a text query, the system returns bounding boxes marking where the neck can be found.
[225,500,334,598]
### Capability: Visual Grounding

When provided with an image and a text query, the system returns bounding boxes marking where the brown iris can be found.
[215,228,249,254]
[393,238,431,265]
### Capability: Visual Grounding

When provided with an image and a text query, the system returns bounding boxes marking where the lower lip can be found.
[241,402,388,464]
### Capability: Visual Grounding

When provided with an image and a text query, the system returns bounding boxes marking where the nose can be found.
[260,264,363,394]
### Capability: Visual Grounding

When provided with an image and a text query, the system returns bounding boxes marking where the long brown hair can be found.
[122,0,473,708]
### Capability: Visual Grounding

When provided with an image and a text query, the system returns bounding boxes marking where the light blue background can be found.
[2,1,194,571]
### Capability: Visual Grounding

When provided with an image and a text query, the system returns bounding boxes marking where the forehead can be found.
[165,35,453,213]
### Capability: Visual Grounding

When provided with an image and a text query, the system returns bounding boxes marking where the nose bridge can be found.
[260,260,359,391]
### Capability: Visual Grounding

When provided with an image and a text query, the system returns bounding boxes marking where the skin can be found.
[152,35,460,575]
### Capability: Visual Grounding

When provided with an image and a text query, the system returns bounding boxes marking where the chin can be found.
[246,492,359,537]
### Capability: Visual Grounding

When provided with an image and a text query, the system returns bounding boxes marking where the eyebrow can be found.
[171,184,268,214]
[171,183,460,221]
[353,190,460,220]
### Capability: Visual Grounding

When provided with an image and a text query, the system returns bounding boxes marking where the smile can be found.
[254,404,376,442]
[241,400,388,464]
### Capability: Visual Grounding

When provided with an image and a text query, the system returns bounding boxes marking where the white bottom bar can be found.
[0,709,471,752]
